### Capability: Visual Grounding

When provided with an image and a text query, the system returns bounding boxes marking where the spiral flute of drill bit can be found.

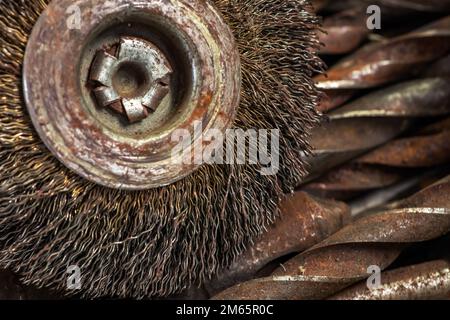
[317,2,450,56]
[204,192,351,296]
[330,260,450,300]
[315,16,450,90]
[213,176,450,300]
[305,105,450,200]
[306,77,450,181]
[318,8,370,55]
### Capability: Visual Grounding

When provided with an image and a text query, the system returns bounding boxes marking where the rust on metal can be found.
[214,176,450,300]
[315,16,450,90]
[303,164,402,200]
[319,8,369,55]
[22,0,241,190]
[305,76,450,199]
[210,0,450,301]
[357,126,450,168]
[306,77,450,181]
[304,121,450,199]
[205,192,350,295]
[422,54,450,78]
[329,78,450,120]
[331,260,450,300]
[317,90,354,113]
[307,117,410,179]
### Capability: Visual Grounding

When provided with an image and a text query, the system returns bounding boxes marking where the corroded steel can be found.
[214,177,450,300]
[315,16,450,90]
[23,0,241,190]
[205,192,350,295]
[306,77,450,181]
[319,8,369,55]
[331,260,450,300]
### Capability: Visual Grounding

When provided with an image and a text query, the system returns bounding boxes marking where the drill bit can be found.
[213,176,450,299]
[306,77,450,180]
[330,260,450,300]
[315,16,450,90]
[317,90,355,113]
[204,192,350,296]
[319,8,369,55]
[305,119,450,202]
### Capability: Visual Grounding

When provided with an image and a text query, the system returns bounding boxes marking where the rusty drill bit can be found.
[306,77,450,180]
[319,8,369,55]
[306,77,450,198]
[422,54,450,78]
[213,176,450,300]
[357,119,450,168]
[330,260,450,300]
[303,164,403,201]
[308,98,450,202]
[317,90,355,113]
[315,16,450,90]
[304,116,450,201]
[330,78,450,119]
[205,192,350,296]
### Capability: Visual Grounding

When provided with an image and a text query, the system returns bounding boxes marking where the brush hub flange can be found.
[23,0,241,190]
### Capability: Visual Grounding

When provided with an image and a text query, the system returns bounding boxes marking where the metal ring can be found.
[23,0,241,190]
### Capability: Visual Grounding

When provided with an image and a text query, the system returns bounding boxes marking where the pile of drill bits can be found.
[214,176,450,299]
[209,1,450,300]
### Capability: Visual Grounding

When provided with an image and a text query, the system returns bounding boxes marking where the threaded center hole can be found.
[112,62,150,98]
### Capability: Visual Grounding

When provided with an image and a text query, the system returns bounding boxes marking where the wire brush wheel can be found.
[0,0,323,298]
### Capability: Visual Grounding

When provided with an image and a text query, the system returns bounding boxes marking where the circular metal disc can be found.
[23,0,241,190]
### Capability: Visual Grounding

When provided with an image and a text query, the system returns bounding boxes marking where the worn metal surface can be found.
[330,78,450,120]
[331,260,450,300]
[3,0,448,300]
[319,8,369,55]
[357,121,450,168]
[303,164,402,201]
[205,192,350,295]
[305,115,450,200]
[209,0,450,301]
[306,117,409,179]
[422,54,450,78]
[1,0,326,299]
[315,16,450,90]
[329,78,450,120]
[306,77,450,182]
[89,37,172,123]
[306,77,450,196]
[317,90,354,113]
[213,176,450,300]
[23,0,241,190]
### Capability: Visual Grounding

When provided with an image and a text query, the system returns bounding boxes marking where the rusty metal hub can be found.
[23,0,241,190]
[89,37,172,123]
